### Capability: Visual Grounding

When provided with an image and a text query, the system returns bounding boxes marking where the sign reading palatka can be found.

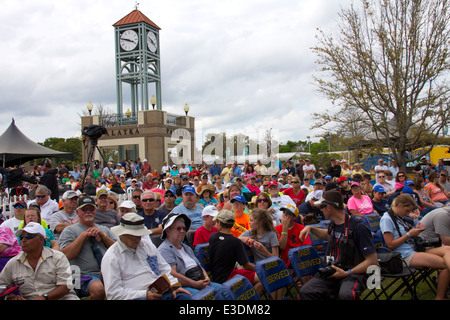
[105,127,141,136]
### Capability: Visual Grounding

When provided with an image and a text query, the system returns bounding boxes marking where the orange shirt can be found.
[231,211,250,237]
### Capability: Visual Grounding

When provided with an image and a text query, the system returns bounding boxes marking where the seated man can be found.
[0,222,78,300]
[101,213,192,300]
[59,196,116,300]
[299,191,377,300]
[209,210,263,295]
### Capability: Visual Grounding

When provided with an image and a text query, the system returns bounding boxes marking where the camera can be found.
[414,237,442,252]
[318,265,337,278]
[82,125,107,141]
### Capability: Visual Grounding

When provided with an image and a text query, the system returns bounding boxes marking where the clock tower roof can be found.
[113,9,161,30]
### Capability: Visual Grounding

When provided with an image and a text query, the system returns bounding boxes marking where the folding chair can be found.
[319,219,331,229]
[191,286,224,300]
[255,255,299,300]
[243,243,254,263]
[288,245,324,285]
[308,223,326,256]
[362,247,419,300]
[362,212,381,234]
[194,243,211,272]
[221,275,261,300]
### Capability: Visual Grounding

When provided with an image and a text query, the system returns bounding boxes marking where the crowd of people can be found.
[0,154,450,300]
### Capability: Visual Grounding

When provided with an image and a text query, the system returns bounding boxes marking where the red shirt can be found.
[283,188,305,207]
[275,223,312,267]
[193,225,219,246]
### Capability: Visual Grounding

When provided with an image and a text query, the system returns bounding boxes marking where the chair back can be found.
[362,213,381,233]
[194,243,211,272]
[288,245,323,278]
[191,286,224,300]
[255,256,295,294]
[221,275,261,300]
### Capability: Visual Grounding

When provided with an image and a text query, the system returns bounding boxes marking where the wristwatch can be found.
[43,293,49,300]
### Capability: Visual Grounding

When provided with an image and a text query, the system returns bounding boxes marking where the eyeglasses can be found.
[292,181,300,184]
[20,233,40,240]
[80,206,96,212]
[35,195,46,199]
[174,227,187,232]
[142,198,155,202]
[378,176,385,178]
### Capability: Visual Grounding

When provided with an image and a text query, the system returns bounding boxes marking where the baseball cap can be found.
[351,182,360,188]
[267,181,279,188]
[230,195,246,204]
[202,205,219,217]
[280,204,299,217]
[311,190,323,200]
[404,179,414,186]
[314,180,324,186]
[182,185,197,195]
[213,210,236,224]
[13,201,27,209]
[373,185,386,193]
[62,190,79,200]
[324,175,332,180]
[337,176,348,184]
[77,196,97,209]
[15,222,47,239]
[96,188,109,198]
[117,200,137,212]
[314,190,344,209]
[402,186,414,194]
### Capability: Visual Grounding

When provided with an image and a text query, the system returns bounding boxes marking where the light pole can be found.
[307,136,311,153]
[87,101,93,115]
[150,95,157,110]
[184,103,190,116]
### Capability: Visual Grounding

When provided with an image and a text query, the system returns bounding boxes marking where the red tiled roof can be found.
[113,9,161,29]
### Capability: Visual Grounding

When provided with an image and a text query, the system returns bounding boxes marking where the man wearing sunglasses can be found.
[138,191,167,235]
[0,222,78,300]
[27,185,59,225]
[59,196,116,300]
[1,201,27,233]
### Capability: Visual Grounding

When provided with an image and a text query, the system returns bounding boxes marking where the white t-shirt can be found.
[0,217,23,233]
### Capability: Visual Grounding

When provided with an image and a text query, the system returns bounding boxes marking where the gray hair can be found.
[35,185,51,195]
[141,190,156,200]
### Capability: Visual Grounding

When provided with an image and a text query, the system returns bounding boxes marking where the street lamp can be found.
[184,103,190,116]
[86,101,93,115]
[125,108,132,117]
[150,95,157,110]
[307,136,311,153]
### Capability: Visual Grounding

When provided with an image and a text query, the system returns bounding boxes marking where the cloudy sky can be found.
[0,0,353,147]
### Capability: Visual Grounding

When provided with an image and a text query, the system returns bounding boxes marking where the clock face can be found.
[147,31,157,53]
[120,30,138,51]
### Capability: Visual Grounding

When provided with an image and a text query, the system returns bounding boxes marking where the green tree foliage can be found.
[38,137,82,167]
[311,0,450,170]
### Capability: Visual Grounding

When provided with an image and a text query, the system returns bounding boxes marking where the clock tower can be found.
[113,9,162,116]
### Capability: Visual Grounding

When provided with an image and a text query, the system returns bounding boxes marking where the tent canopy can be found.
[0,119,73,167]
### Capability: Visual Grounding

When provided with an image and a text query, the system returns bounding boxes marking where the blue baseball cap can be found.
[402,186,414,194]
[373,185,385,193]
[404,179,414,186]
[324,175,332,180]
[182,185,197,194]
[230,195,246,204]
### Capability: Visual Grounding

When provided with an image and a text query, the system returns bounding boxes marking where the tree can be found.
[311,0,450,170]
[38,137,82,167]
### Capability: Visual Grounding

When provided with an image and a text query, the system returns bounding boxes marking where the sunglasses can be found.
[257,198,269,203]
[164,194,175,198]
[132,195,141,199]
[378,176,385,178]
[35,195,46,199]
[398,175,405,178]
[13,204,26,209]
[80,206,96,212]
[142,198,156,202]
[20,233,40,240]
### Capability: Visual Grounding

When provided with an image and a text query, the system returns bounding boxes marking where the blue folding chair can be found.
[255,255,299,300]
[243,243,254,263]
[288,245,324,285]
[308,223,327,256]
[191,286,224,300]
[221,275,261,300]
[319,219,331,229]
[362,212,381,234]
[194,243,211,272]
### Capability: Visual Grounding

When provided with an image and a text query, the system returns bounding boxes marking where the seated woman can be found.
[424,172,450,206]
[18,205,59,250]
[380,194,450,300]
[0,226,22,258]
[347,182,374,217]
[158,213,222,295]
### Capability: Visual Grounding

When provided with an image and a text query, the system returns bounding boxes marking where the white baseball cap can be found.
[202,205,219,217]
[15,222,47,239]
